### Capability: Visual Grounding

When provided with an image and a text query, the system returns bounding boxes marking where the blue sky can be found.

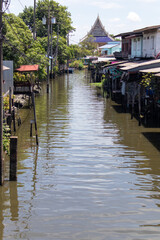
[8,0,160,44]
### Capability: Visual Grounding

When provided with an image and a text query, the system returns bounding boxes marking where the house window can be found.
[151,36,154,49]
[133,39,137,51]
[125,43,128,52]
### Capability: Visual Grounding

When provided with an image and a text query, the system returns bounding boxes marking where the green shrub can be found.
[69,60,84,69]
[3,124,10,155]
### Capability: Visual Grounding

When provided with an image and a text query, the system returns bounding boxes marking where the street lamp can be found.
[50,16,56,78]
[42,12,56,90]
[42,16,46,25]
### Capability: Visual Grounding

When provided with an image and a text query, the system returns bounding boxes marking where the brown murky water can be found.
[1,70,160,239]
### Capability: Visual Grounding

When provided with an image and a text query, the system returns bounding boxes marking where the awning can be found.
[16,64,39,72]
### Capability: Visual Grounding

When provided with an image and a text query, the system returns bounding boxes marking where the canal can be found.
[1,70,160,239]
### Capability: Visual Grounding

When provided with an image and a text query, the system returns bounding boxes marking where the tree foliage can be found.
[80,35,98,56]
[3,13,48,79]
[19,0,75,38]
[3,0,99,78]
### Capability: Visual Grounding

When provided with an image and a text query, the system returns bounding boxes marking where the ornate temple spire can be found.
[80,15,114,44]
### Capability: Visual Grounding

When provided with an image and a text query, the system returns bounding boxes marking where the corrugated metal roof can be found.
[114,32,133,37]
[114,24,160,38]
[118,62,138,67]
[140,68,160,73]
[134,25,160,33]
[120,59,160,71]
[16,64,39,72]
[99,43,120,49]
[155,73,160,77]
[92,57,115,63]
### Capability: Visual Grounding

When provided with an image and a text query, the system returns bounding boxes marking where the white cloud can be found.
[92,1,122,9]
[127,12,141,22]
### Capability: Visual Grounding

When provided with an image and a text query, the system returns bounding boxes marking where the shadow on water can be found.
[142,132,160,152]
[112,104,124,114]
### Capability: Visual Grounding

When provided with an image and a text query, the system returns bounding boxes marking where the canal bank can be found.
[1,70,160,240]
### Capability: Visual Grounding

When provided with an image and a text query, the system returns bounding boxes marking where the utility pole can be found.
[50,18,53,78]
[54,23,59,67]
[47,4,50,93]
[0,0,3,186]
[67,32,69,73]
[33,0,36,40]
[50,17,56,78]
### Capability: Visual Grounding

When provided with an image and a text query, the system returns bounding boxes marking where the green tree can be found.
[18,0,75,69]
[3,13,48,79]
[19,0,75,38]
[80,35,98,56]
[3,13,33,67]
[68,44,82,59]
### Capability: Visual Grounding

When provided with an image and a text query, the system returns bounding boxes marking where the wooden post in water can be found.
[31,92,38,145]
[0,0,3,186]
[12,106,16,132]
[10,136,18,181]
[8,87,12,132]
[131,94,134,119]
[30,120,34,137]
[138,84,142,126]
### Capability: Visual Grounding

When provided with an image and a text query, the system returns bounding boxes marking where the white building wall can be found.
[3,61,13,94]
[155,30,160,57]
[131,37,143,58]
[143,32,158,58]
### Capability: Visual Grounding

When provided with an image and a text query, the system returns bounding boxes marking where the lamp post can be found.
[33,0,36,40]
[0,0,3,185]
[50,16,56,78]
[42,12,56,91]
[42,5,50,93]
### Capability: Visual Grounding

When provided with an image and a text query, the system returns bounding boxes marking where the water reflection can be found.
[1,70,160,239]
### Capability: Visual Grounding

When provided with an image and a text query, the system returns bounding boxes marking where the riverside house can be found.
[99,41,121,56]
[115,25,160,60]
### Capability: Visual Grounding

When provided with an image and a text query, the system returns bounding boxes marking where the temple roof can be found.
[81,15,114,42]
[94,36,113,43]
[88,15,108,37]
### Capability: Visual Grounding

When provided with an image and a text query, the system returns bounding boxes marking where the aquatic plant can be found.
[3,95,9,111]
[140,73,153,89]
[3,124,10,155]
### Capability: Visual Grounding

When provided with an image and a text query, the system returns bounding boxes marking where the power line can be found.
[17,0,24,9]
[69,39,80,44]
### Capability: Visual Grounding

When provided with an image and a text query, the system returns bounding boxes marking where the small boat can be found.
[65,67,74,73]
